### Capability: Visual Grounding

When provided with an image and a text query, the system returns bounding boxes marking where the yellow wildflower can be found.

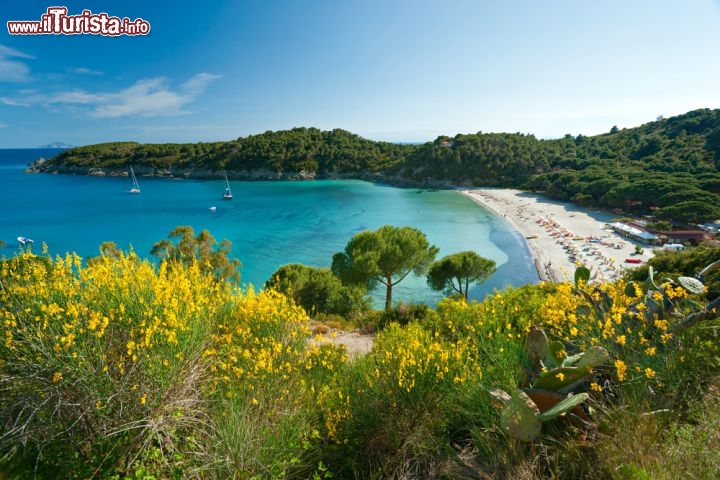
[615,359,627,382]
[52,371,63,383]
[590,382,603,392]
[645,368,656,379]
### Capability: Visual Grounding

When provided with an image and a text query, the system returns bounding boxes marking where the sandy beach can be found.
[461,188,654,283]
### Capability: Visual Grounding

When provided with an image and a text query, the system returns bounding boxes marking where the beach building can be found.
[608,222,660,245]
[617,220,716,246]
[657,230,713,245]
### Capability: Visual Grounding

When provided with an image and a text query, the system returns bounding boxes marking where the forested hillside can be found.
[390,109,720,221]
[38,127,413,174]
[31,109,720,222]
[526,108,720,222]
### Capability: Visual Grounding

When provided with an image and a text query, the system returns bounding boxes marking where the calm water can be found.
[0,149,538,305]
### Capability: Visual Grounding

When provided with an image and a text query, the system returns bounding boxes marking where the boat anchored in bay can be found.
[127,165,141,194]
[223,171,232,200]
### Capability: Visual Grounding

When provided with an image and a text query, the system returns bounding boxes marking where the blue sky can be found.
[1,0,720,147]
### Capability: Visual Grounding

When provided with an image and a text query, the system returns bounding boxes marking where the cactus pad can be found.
[533,366,587,390]
[537,392,590,422]
[547,340,568,366]
[678,276,704,295]
[574,266,591,285]
[526,325,548,366]
[625,281,640,297]
[576,346,610,370]
[501,390,541,442]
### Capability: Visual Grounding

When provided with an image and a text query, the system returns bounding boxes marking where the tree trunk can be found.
[385,278,393,311]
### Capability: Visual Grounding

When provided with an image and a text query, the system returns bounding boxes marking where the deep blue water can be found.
[0,148,538,305]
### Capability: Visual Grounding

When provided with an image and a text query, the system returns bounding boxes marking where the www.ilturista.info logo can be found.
[7,7,150,36]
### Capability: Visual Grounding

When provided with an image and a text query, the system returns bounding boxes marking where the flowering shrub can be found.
[537,278,686,384]
[1,247,716,479]
[0,251,345,478]
[370,322,482,398]
[0,250,235,476]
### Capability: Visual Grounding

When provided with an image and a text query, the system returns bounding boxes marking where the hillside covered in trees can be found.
[30,109,720,222]
[34,128,413,176]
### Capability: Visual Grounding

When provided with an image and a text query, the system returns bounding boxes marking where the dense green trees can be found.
[332,225,439,310]
[45,128,413,175]
[427,251,496,300]
[265,263,369,317]
[390,132,551,186]
[150,225,241,284]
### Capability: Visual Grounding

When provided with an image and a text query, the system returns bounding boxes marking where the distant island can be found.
[27,108,720,224]
[38,141,74,149]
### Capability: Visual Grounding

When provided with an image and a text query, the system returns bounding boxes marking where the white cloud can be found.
[182,73,223,95]
[71,67,103,76]
[51,90,104,104]
[0,97,32,107]
[2,73,222,118]
[0,44,34,82]
[90,77,186,118]
[0,123,7,128]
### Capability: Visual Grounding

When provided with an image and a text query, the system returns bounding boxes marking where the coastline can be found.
[460,188,654,283]
[20,161,655,284]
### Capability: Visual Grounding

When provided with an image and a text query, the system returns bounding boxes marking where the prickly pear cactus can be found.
[625,280,640,297]
[645,266,657,290]
[574,266,591,286]
[575,346,610,370]
[488,388,512,408]
[526,325,548,367]
[536,392,590,422]
[500,390,541,442]
[547,340,568,367]
[678,276,704,295]
[532,367,587,391]
[499,389,591,442]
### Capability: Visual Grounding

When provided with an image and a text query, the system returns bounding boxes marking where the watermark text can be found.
[8,7,151,36]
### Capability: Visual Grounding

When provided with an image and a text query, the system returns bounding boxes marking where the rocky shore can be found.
[24,158,454,189]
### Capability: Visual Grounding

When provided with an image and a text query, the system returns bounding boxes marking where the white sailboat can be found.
[128,165,141,194]
[223,171,232,200]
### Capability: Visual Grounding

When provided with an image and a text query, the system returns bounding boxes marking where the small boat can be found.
[624,258,642,264]
[223,171,232,200]
[17,236,34,245]
[209,206,217,212]
[127,165,141,194]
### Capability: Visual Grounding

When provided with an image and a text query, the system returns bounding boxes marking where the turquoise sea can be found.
[0,149,538,306]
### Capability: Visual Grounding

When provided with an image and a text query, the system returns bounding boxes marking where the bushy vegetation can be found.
[628,244,720,300]
[2,235,718,478]
[265,263,370,318]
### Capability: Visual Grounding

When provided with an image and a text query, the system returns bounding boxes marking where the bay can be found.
[0,148,539,306]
